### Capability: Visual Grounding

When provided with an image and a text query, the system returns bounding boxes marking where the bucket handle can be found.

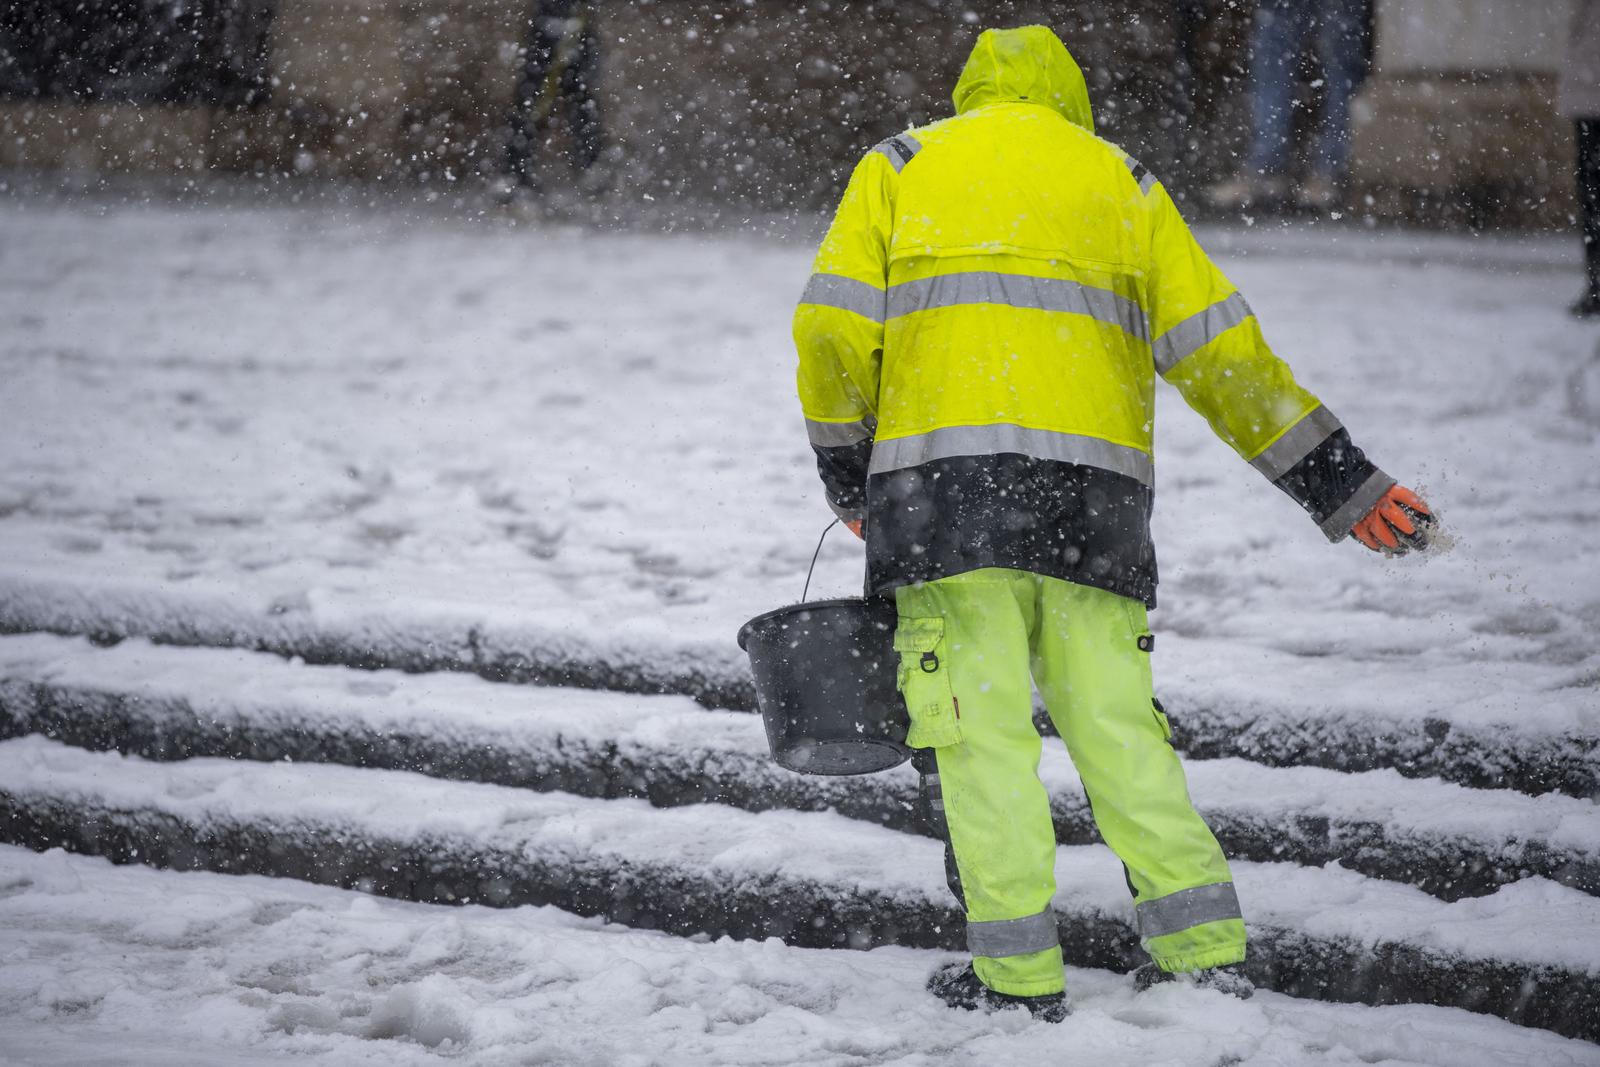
[801,518,842,603]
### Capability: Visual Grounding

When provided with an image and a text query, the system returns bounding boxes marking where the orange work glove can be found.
[1351,485,1435,555]
[844,519,865,540]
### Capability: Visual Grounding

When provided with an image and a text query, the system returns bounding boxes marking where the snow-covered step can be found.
[1,736,1597,1042]
[2,633,1596,904]
[5,846,1594,1067]
[1160,635,1599,801]
[2,575,1595,799]
[0,570,758,709]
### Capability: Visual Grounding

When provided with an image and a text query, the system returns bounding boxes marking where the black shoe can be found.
[1572,291,1600,319]
[1133,962,1254,1000]
[926,962,1069,1022]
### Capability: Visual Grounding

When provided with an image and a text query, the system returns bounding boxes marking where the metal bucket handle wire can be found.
[801,518,841,603]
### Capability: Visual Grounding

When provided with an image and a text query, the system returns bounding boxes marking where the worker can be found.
[791,25,1435,1022]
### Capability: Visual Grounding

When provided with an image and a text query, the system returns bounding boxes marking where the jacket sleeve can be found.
[791,150,896,524]
[1142,181,1394,541]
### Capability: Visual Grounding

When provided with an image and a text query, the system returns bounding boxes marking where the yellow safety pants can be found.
[894,567,1246,996]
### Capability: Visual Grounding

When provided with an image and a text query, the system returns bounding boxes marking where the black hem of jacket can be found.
[862,454,1159,609]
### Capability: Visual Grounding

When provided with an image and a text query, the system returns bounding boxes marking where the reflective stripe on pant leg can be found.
[1142,917,1249,974]
[924,770,945,823]
[966,909,1058,958]
[913,749,965,908]
[1136,882,1241,938]
[1132,883,1241,972]
[1136,883,1247,973]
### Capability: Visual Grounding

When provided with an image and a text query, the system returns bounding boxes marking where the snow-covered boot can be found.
[927,962,1070,1023]
[1133,962,1254,1000]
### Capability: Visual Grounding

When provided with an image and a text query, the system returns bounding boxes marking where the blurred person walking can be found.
[1209,0,1372,211]
[793,25,1435,1022]
[502,0,606,196]
[1562,0,1600,318]
[1169,0,1212,176]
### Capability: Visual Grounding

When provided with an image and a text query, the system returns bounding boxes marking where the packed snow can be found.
[3,631,1596,895]
[1,197,1597,742]
[7,735,1600,981]
[2,187,1599,1063]
[2,845,1595,1067]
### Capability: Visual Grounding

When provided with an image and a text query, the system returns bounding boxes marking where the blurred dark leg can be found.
[1310,0,1366,183]
[506,9,561,187]
[913,748,966,908]
[562,25,605,171]
[1172,1,1207,140]
[1580,119,1600,307]
[1246,0,1313,178]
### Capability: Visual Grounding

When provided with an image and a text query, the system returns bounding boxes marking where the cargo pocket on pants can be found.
[894,616,961,749]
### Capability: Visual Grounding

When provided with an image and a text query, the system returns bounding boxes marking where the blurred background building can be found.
[0,0,1576,226]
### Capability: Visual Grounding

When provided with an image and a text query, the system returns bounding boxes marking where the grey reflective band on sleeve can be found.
[800,273,887,323]
[1319,468,1397,542]
[1134,882,1243,940]
[872,133,922,172]
[1152,292,1254,375]
[869,423,1154,487]
[966,909,1059,959]
[924,772,944,813]
[1124,155,1157,195]
[1248,405,1344,482]
[806,417,875,448]
[885,271,1149,343]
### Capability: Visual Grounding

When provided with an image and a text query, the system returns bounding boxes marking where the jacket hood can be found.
[952,26,1094,131]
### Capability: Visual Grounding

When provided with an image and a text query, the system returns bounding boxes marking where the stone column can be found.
[1351,0,1574,226]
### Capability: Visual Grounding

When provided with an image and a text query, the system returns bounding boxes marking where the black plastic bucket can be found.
[736,596,911,775]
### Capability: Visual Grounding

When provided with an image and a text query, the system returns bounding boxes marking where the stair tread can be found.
[1,573,1592,761]
[4,734,1598,980]
[4,633,1595,867]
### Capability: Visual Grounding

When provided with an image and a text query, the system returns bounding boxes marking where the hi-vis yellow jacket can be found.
[793,26,1393,605]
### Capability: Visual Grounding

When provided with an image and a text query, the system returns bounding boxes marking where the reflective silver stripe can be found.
[1125,156,1157,195]
[886,271,1148,342]
[1248,405,1343,482]
[869,424,1154,487]
[1319,468,1396,542]
[872,133,922,172]
[1135,882,1242,940]
[966,909,1058,959]
[800,273,886,323]
[924,772,944,812]
[1152,292,1254,375]
[806,417,874,448]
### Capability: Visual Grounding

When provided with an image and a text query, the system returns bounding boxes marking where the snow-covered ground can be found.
[2,845,1594,1067]
[2,189,1599,1063]
[1,197,1597,737]
[10,732,1599,979]
[3,630,1597,899]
